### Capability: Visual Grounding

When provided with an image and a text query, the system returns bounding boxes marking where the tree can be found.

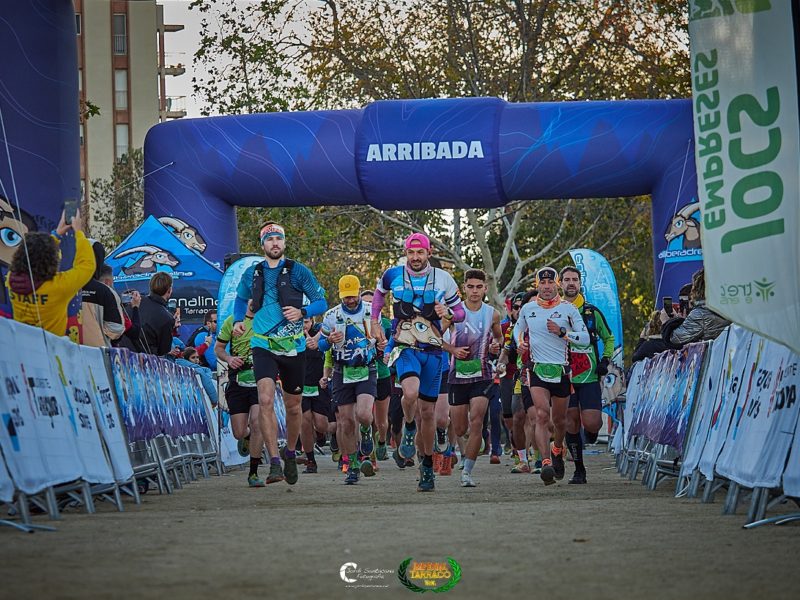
[88,148,144,250]
[192,0,692,358]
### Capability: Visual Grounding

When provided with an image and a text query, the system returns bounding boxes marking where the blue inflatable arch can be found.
[0,1,701,299]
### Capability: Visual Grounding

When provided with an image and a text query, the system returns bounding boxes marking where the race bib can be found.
[513,378,522,394]
[236,369,257,388]
[569,352,592,377]
[343,365,370,384]
[455,357,482,379]
[533,362,563,383]
[303,385,319,397]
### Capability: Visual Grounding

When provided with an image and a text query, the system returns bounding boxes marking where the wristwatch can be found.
[558,327,567,338]
[300,308,308,317]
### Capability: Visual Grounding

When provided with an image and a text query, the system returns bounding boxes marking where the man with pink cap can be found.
[371,232,465,492]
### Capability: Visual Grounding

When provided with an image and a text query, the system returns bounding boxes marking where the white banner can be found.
[690,1,800,354]
[0,320,82,493]
[81,346,134,483]
[715,336,800,488]
[214,408,248,467]
[48,333,114,485]
[0,451,13,503]
[782,408,800,498]
[698,326,754,479]
[680,328,730,477]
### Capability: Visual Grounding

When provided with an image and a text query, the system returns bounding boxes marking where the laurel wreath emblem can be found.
[397,557,462,594]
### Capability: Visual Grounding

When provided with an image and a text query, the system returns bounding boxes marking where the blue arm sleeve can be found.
[305,298,327,319]
[233,265,255,322]
[318,336,331,353]
[293,263,327,317]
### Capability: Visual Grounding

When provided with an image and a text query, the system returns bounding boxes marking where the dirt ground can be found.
[2,451,799,600]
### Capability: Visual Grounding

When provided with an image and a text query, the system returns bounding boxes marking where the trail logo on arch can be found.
[660,200,704,263]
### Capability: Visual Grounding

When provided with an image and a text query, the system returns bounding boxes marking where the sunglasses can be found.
[512,305,522,310]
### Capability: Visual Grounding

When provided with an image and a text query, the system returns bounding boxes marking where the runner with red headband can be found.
[514,266,589,485]
[371,232,465,492]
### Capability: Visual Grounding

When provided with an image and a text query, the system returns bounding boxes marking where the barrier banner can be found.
[680,329,730,477]
[716,335,800,489]
[108,349,155,443]
[0,452,13,503]
[0,320,82,492]
[690,1,800,355]
[782,411,800,498]
[698,326,754,479]
[49,333,114,485]
[82,346,134,483]
[620,361,646,451]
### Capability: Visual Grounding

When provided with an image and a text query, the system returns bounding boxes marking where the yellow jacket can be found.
[6,231,96,337]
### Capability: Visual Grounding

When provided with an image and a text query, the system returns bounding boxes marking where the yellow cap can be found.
[338,274,361,299]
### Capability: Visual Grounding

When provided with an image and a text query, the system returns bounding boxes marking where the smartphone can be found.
[662,296,674,317]
[120,290,134,304]
[679,296,690,314]
[64,198,79,225]
[167,298,178,315]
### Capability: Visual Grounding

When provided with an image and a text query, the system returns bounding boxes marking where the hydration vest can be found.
[251,259,304,312]
[393,267,438,321]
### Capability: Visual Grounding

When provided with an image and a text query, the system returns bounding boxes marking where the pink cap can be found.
[404,232,430,251]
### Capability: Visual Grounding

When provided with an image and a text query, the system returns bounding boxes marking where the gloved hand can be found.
[596,357,610,377]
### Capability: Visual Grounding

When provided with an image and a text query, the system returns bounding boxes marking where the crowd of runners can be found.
[215,222,614,491]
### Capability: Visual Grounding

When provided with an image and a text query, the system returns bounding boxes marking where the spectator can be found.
[81,251,124,347]
[139,272,180,357]
[662,268,730,348]
[187,310,217,369]
[115,289,144,352]
[632,310,669,363]
[6,209,94,337]
[176,346,218,404]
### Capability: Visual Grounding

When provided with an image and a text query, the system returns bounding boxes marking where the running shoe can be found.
[533,460,542,474]
[360,426,374,457]
[503,442,512,455]
[332,449,342,463]
[460,471,476,487]
[283,454,299,485]
[376,442,388,461]
[568,470,587,485]
[248,473,265,487]
[398,425,416,459]
[439,452,453,476]
[434,430,447,453]
[393,449,406,469]
[360,458,375,477]
[513,454,521,467]
[266,463,285,484]
[237,436,250,458]
[490,455,501,465]
[345,467,360,485]
[540,461,556,486]
[510,462,531,474]
[405,457,415,467]
[552,448,565,480]
[417,464,435,492]
[303,461,318,474]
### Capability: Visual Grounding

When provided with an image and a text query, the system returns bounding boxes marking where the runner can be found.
[370,232,465,492]
[359,289,392,462]
[231,222,327,485]
[446,269,503,487]
[514,267,589,485]
[560,266,615,484]
[319,275,379,484]
[214,301,268,486]
[299,317,330,474]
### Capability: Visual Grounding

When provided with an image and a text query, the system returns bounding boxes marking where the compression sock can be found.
[463,458,476,474]
[270,456,281,466]
[284,449,296,459]
[436,427,447,446]
[349,452,359,468]
[422,454,434,468]
[249,457,260,476]
[566,431,585,472]
[306,451,315,464]
[584,429,599,444]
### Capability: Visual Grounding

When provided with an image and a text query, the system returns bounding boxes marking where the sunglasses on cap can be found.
[512,304,522,310]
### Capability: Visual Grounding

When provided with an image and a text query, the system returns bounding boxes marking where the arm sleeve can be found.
[595,309,615,359]
[59,231,96,294]
[233,265,255,321]
[371,289,387,318]
[295,264,327,317]
[565,306,590,346]
[669,310,704,346]
[441,272,465,322]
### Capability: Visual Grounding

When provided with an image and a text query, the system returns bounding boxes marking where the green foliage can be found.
[87,148,144,250]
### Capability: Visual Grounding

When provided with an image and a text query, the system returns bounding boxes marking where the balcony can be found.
[164,24,184,33]
[113,34,126,55]
[165,95,186,119]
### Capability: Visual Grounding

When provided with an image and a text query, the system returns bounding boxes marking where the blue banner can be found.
[569,248,624,365]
